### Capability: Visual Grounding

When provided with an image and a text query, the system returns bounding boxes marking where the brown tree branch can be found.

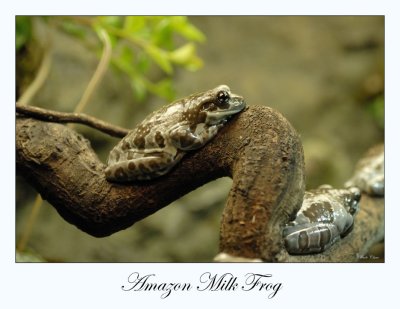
[17,105,305,261]
[16,104,129,137]
[16,105,384,262]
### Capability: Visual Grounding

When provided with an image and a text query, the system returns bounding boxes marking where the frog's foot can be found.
[345,174,384,197]
[369,180,384,196]
[283,222,341,255]
[170,125,221,151]
[344,147,384,197]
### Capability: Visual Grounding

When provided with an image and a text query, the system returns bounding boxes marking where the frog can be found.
[344,144,384,197]
[105,85,246,182]
[283,185,361,255]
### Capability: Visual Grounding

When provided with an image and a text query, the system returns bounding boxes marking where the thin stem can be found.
[17,195,43,252]
[74,29,112,114]
[17,47,52,106]
[16,105,129,138]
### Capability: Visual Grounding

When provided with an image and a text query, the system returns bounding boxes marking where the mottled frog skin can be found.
[283,185,361,255]
[105,85,246,182]
[345,144,384,197]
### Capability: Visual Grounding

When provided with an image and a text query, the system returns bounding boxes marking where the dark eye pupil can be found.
[217,90,230,104]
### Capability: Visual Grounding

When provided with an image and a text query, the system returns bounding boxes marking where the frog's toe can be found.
[370,181,384,197]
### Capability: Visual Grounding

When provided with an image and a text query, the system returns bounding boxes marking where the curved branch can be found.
[17,105,384,262]
[16,104,129,137]
[16,105,305,261]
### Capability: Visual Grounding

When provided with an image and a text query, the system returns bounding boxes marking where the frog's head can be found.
[187,85,246,126]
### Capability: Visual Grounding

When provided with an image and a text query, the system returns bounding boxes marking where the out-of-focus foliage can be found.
[367,95,384,130]
[16,16,32,51]
[59,16,205,101]
[16,250,46,262]
[16,16,205,102]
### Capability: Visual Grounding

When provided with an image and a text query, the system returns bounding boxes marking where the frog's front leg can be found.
[283,222,342,254]
[344,146,384,197]
[105,149,184,181]
[169,123,223,151]
[346,173,384,197]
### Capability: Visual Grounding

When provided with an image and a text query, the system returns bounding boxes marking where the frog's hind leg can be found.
[105,152,184,182]
[283,222,341,255]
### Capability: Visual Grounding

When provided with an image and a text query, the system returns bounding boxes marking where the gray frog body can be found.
[345,144,384,196]
[283,185,361,255]
[105,85,246,182]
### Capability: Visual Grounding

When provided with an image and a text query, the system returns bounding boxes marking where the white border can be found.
[3,1,400,308]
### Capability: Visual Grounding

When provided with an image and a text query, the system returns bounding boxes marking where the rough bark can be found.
[16,105,383,262]
[218,107,305,260]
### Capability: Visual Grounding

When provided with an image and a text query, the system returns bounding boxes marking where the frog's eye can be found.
[216,90,230,106]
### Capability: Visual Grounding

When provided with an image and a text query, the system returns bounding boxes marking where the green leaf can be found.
[170,16,206,42]
[148,78,175,101]
[150,17,174,48]
[183,56,204,71]
[368,95,384,129]
[136,52,150,73]
[60,20,87,40]
[169,43,203,71]
[97,16,123,28]
[169,43,194,63]
[112,45,135,74]
[145,44,173,74]
[124,16,146,32]
[130,76,148,101]
[16,16,32,51]
[123,16,152,41]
